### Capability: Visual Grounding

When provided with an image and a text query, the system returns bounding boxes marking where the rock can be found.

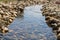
[1,26,8,33]
[57,27,60,34]
[51,25,58,30]
[19,7,24,13]
[57,23,60,27]
[57,33,60,40]
[56,1,60,4]
[45,16,50,21]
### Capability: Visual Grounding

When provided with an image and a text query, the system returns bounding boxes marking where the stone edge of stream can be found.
[42,0,60,40]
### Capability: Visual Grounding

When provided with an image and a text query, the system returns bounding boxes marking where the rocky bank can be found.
[42,0,60,40]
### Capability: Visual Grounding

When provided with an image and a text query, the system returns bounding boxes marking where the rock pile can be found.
[42,0,60,40]
[0,2,17,33]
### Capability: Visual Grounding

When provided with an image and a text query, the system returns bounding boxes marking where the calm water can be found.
[0,5,57,40]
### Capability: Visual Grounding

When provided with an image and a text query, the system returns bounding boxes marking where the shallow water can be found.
[0,5,57,40]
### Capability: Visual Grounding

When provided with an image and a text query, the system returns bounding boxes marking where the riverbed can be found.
[0,5,57,40]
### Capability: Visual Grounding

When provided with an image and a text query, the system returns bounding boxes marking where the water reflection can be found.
[0,5,57,40]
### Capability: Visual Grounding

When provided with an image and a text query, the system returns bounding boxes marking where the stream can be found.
[0,5,57,40]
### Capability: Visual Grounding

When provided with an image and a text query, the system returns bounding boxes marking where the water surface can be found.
[1,5,56,40]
